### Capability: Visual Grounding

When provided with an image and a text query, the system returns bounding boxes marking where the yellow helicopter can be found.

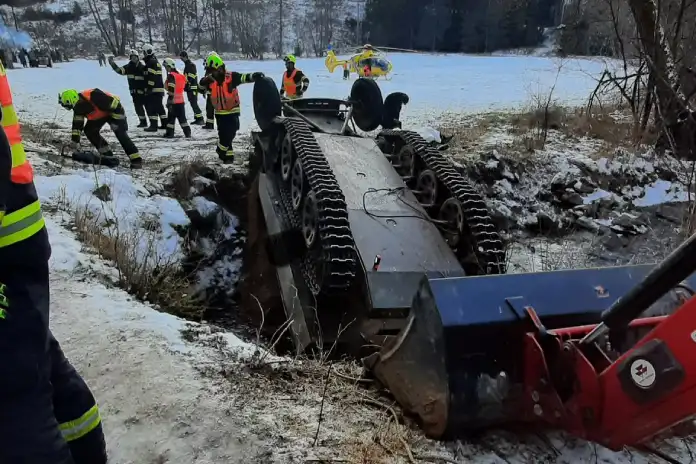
[325,44,396,79]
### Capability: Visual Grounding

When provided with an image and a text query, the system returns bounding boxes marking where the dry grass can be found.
[52,181,202,319]
[441,101,658,159]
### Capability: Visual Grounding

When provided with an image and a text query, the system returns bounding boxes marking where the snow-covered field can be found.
[9,54,695,462]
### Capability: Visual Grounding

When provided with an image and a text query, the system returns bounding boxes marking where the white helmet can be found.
[142,44,154,56]
[162,57,176,70]
[128,49,139,58]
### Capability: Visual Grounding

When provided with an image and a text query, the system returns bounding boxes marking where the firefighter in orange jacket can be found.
[162,58,191,138]
[0,61,107,464]
[199,53,264,163]
[58,88,143,169]
[279,54,309,99]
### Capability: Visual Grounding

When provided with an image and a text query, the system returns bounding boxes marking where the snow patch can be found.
[36,169,190,265]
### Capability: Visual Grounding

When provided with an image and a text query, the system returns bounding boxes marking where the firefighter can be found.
[200,51,217,130]
[58,88,143,169]
[108,50,150,128]
[279,54,309,100]
[199,53,264,163]
[179,51,204,125]
[163,58,191,138]
[141,44,167,132]
[0,60,107,464]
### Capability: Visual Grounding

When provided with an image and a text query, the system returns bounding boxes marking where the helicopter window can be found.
[372,58,389,71]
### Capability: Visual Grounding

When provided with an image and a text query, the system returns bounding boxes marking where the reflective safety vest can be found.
[80,89,116,120]
[171,72,186,104]
[209,72,240,115]
[283,69,297,97]
[0,61,45,248]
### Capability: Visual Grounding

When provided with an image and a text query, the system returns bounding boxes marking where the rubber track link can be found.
[277,118,358,293]
[378,129,507,275]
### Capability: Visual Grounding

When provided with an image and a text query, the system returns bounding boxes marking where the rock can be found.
[576,216,600,232]
[560,191,584,207]
[655,204,683,223]
[92,184,112,202]
[535,211,562,234]
[601,232,626,251]
[572,180,596,194]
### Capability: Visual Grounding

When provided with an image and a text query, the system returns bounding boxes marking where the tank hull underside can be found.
[252,128,465,351]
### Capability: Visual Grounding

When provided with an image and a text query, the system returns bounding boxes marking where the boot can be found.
[144,120,159,132]
[164,130,175,138]
[137,119,148,128]
[159,120,168,130]
[193,117,205,125]
[129,155,143,169]
[183,126,192,138]
[203,121,214,130]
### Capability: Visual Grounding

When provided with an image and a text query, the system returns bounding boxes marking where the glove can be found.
[252,72,264,81]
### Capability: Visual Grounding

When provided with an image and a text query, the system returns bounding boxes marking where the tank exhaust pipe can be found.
[582,231,696,345]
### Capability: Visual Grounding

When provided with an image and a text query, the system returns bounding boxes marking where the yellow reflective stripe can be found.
[126,74,135,78]
[214,108,240,115]
[109,97,120,110]
[11,142,25,168]
[1,104,18,127]
[152,88,165,93]
[150,70,162,75]
[59,405,101,442]
[2,199,40,226]
[0,200,45,248]
[134,76,144,80]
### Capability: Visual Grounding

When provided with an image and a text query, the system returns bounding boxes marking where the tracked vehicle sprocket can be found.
[376,130,506,275]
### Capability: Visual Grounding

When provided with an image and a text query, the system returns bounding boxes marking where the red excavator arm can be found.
[525,289,696,450]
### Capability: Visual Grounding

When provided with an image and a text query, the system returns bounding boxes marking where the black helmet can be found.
[179,50,188,59]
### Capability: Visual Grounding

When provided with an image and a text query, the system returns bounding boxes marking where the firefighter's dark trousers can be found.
[145,91,167,128]
[132,92,149,126]
[186,90,203,121]
[215,112,239,161]
[206,94,214,125]
[0,264,107,464]
[166,103,191,137]
[84,117,141,161]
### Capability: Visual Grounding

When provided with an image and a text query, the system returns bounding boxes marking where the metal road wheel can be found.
[416,169,438,207]
[290,158,304,211]
[302,190,319,248]
[395,144,417,178]
[439,197,465,247]
[280,133,294,182]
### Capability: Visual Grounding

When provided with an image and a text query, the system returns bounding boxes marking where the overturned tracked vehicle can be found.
[246,77,506,352]
[246,78,696,454]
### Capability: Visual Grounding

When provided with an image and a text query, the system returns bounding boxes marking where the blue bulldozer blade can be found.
[364,263,696,438]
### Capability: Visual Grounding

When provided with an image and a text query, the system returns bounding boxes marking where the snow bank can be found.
[460,137,691,237]
[36,168,190,266]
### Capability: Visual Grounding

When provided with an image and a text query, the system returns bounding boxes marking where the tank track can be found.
[377,129,506,275]
[273,118,358,294]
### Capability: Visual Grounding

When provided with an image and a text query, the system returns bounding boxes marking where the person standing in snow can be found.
[97,51,106,67]
[108,50,151,128]
[162,58,192,138]
[279,54,309,100]
[179,50,204,125]
[141,44,168,132]
[0,60,108,464]
[199,50,218,130]
[58,88,143,169]
[199,53,264,163]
